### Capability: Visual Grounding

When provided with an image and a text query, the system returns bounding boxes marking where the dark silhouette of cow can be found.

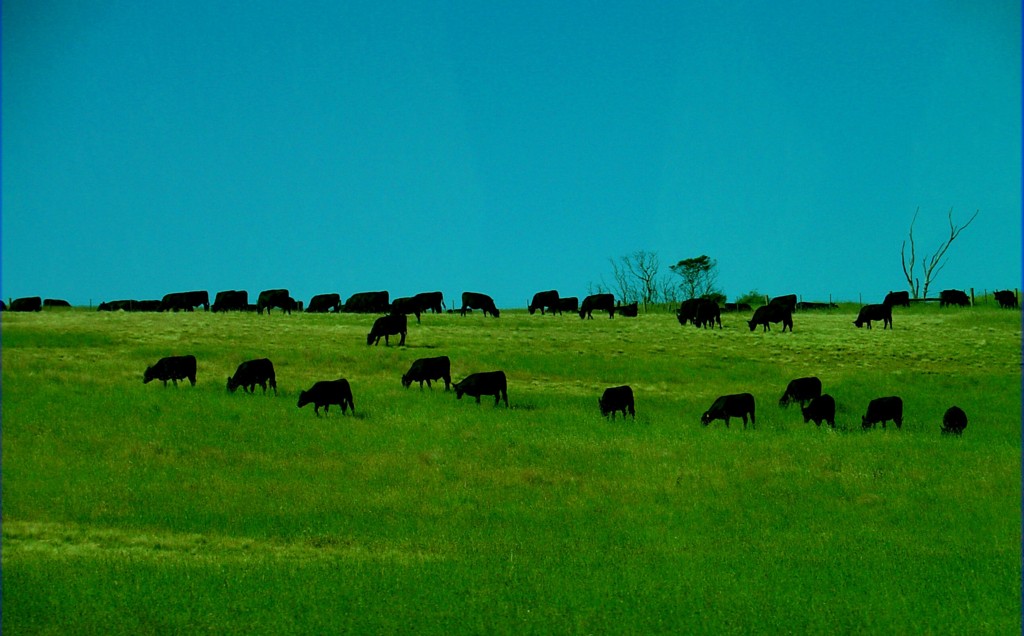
[853,304,892,329]
[43,299,71,308]
[402,356,451,390]
[528,290,561,315]
[884,291,910,307]
[723,302,752,312]
[414,291,446,314]
[134,300,163,312]
[747,304,793,332]
[367,313,407,346]
[801,394,836,427]
[616,302,639,317]
[212,290,249,312]
[677,298,702,325]
[579,293,615,319]
[701,393,756,428]
[779,376,822,407]
[994,290,1019,309]
[227,358,278,395]
[460,292,500,317]
[307,293,342,313]
[941,406,967,435]
[796,301,839,310]
[939,289,970,307]
[557,297,579,313]
[769,294,797,312]
[297,379,354,416]
[256,289,296,315]
[0,300,5,311]
[599,386,635,419]
[694,300,721,328]
[342,291,390,313]
[861,396,903,429]
[160,291,209,312]
[143,355,197,387]
[454,371,508,406]
[390,297,423,323]
[9,297,42,312]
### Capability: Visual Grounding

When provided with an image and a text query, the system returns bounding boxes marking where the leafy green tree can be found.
[670,255,720,300]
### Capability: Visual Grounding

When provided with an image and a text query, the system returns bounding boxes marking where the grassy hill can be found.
[2,305,1020,634]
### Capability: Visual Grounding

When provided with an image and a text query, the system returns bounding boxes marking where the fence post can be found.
[970,288,975,306]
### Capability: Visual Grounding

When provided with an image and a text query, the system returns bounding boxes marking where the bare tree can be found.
[670,255,720,300]
[621,250,663,311]
[901,207,979,299]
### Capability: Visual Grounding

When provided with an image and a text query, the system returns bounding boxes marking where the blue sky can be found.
[3,1,1020,308]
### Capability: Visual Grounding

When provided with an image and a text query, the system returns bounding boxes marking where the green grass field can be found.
[2,304,1020,634]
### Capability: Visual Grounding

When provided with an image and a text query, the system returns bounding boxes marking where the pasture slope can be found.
[1,304,1020,634]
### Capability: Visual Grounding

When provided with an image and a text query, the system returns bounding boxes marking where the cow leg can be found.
[501,390,508,407]
[443,376,451,391]
[399,331,406,346]
[172,378,178,387]
[475,395,481,404]
[314,404,321,416]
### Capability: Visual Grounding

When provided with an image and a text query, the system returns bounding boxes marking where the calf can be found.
[227,358,278,395]
[616,302,639,318]
[993,290,1019,309]
[453,371,508,406]
[800,394,836,428]
[143,355,197,387]
[297,379,354,416]
[853,304,892,329]
[579,293,615,319]
[694,300,721,328]
[939,289,970,308]
[367,313,407,346]
[884,290,910,308]
[528,290,561,315]
[861,396,903,429]
[599,386,635,419]
[460,292,500,317]
[701,393,756,428]
[779,376,822,407]
[941,406,967,436]
[747,304,793,332]
[402,356,452,390]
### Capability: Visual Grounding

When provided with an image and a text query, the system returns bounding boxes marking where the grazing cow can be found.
[861,396,903,429]
[579,293,615,319]
[993,290,1019,309]
[801,394,836,428]
[853,304,893,329]
[460,292,500,317]
[402,356,452,390]
[557,296,579,313]
[160,291,210,312]
[9,297,42,312]
[747,304,793,332]
[134,300,163,312]
[256,289,296,315]
[616,302,639,317]
[769,294,797,312]
[599,386,635,419]
[528,290,561,315]
[701,393,756,428]
[694,300,721,328]
[939,289,970,308]
[390,296,422,323]
[676,298,702,325]
[779,376,822,407]
[342,291,390,313]
[99,300,131,311]
[227,358,278,395]
[297,379,355,416]
[413,291,446,314]
[941,406,967,436]
[884,291,910,308]
[367,313,407,346]
[453,371,508,406]
[306,293,342,313]
[143,355,197,387]
[43,299,71,308]
[212,290,249,312]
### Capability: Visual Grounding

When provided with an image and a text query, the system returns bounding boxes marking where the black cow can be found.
[306,293,342,313]
[779,376,822,407]
[599,386,635,419]
[853,304,892,329]
[769,294,797,312]
[43,299,71,308]
[616,302,639,318]
[884,291,910,308]
[212,290,249,312]
[342,291,390,313]
[160,291,209,312]
[460,292,500,317]
[747,304,793,332]
[723,302,752,312]
[676,298,702,325]
[801,394,836,428]
[390,297,422,323]
[413,291,446,314]
[557,297,579,313]
[941,406,967,436]
[939,289,970,308]
[0,300,5,311]
[227,358,278,395]
[9,296,42,312]
[861,396,903,429]
[993,290,1019,309]
[143,355,197,387]
[453,371,508,406]
[367,313,407,346]
[256,289,296,315]
[579,293,615,319]
[297,379,355,416]
[701,393,756,428]
[99,300,131,311]
[528,290,561,315]
[796,301,839,310]
[694,300,721,328]
[134,300,163,312]
[402,356,452,390]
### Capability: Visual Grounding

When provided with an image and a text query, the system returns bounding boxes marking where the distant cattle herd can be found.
[4,285,1016,436]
